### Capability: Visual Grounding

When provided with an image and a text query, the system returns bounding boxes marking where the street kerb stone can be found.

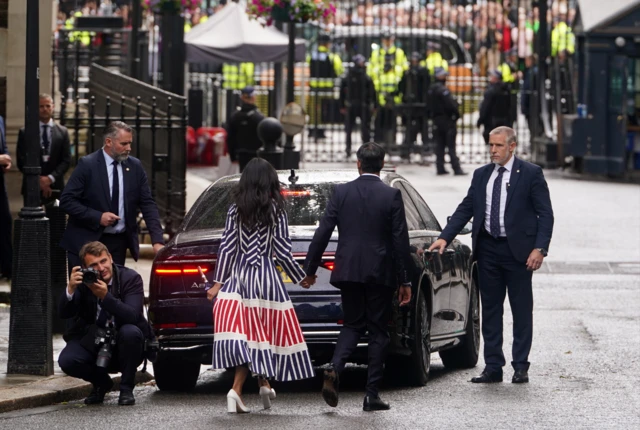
[0,372,153,414]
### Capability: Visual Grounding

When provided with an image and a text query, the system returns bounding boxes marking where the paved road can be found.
[1,164,638,428]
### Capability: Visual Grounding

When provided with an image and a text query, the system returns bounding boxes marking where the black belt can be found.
[480,226,508,241]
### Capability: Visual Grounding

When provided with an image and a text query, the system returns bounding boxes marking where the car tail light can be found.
[152,256,216,298]
[322,261,335,271]
[154,264,212,276]
[281,189,311,197]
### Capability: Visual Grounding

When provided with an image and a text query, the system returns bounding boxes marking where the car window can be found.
[393,181,424,231]
[400,182,442,231]
[182,182,336,231]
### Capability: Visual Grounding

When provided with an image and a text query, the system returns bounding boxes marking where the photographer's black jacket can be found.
[58,264,151,342]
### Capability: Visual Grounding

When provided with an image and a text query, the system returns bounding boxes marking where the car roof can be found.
[330,25,460,41]
[214,169,401,187]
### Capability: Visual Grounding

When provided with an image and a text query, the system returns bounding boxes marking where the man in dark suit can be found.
[60,121,164,270]
[58,241,152,405]
[16,93,71,205]
[301,142,412,411]
[429,126,554,384]
[0,115,12,280]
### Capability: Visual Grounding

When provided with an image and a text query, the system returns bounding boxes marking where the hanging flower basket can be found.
[248,0,336,26]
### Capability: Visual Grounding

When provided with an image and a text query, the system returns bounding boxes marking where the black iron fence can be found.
[56,64,187,237]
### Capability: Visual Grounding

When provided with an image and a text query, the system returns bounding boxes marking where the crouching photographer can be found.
[58,241,157,406]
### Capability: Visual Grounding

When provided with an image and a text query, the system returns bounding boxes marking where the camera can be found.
[94,324,117,368]
[81,267,102,285]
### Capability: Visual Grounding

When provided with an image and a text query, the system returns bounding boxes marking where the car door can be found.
[393,180,452,338]
[400,181,466,336]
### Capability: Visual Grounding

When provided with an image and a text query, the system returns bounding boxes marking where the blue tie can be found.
[111,161,119,216]
[42,125,50,154]
[490,166,507,239]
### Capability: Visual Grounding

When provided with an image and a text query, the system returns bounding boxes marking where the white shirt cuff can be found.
[66,288,74,301]
[48,174,55,184]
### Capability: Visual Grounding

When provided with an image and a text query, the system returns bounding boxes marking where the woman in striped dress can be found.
[206,158,316,413]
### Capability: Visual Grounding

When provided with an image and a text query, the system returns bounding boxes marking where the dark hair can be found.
[103,121,133,144]
[356,142,386,173]
[79,241,110,265]
[232,158,285,229]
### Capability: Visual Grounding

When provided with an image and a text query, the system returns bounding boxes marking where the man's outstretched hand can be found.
[300,275,317,289]
[398,285,412,306]
[428,238,448,254]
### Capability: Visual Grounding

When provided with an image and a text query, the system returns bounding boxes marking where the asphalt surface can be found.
[1,163,638,428]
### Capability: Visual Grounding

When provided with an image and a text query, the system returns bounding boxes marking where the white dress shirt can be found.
[40,119,56,184]
[484,155,515,237]
[102,149,126,233]
[361,173,381,179]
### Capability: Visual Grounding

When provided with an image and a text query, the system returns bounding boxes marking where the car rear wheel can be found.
[153,353,201,391]
[403,287,431,386]
[439,273,480,369]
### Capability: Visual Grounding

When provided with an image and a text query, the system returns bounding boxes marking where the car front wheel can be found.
[153,353,201,391]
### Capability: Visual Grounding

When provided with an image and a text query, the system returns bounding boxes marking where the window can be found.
[393,181,424,231]
[400,182,442,231]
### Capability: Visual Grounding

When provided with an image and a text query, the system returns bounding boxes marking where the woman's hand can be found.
[207,282,222,301]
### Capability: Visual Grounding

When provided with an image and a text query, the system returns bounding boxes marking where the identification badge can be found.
[42,155,50,163]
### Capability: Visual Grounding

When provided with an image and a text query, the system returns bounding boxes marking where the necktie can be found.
[490,166,507,239]
[42,125,50,154]
[111,161,119,216]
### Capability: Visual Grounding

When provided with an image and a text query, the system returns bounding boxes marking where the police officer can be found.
[498,48,519,127]
[477,70,512,145]
[421,41,449,77]
[373,55,402,149]
[399,52,431,160]
[368,29,408,79]
[340,54,377,158]
[225,86,265,172]
[222,62,255,120]
[308,33,344,139]
[551,5,575,58]
[428,67,465,176]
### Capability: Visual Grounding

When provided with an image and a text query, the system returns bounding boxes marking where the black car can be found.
[149,170,479,391]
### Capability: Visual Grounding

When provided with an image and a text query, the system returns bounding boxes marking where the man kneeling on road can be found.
[58,241,154,406]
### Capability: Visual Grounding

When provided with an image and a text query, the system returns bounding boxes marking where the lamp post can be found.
[8,0,54,376]
[130,0,142,80]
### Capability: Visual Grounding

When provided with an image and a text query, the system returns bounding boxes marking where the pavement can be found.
[0,159,639,417]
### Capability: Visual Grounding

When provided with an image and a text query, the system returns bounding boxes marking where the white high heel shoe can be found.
[227,389,250,413]
[259,386,277,409]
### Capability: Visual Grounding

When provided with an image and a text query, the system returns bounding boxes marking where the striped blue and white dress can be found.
[211,203,315,381]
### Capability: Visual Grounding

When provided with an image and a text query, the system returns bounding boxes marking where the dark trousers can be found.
[476,231,533,373]
[0,174,12,278]
[373,107,396,148]
[67,232,128,275]
[344,104,372,156]
[331,282,393,397]
[403,115,427,158]
[58,324,145,392]
[434,121,461,173]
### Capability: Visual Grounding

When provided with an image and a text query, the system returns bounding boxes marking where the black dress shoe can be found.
[454,170,468,176]
[512,369,529,384]
[437,170,450,175]
[118,390,136,406]
[321,368,339,407]
[84,378,114,405]
[470,371,503,383]
[363,395,391,411]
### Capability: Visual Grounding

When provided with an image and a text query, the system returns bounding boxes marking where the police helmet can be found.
[489,69,503,80]
[434,67,448,78]
[318,33,331,44]
[353,54,366,66]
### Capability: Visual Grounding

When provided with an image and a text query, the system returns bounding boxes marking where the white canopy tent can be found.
[184,2,307,63]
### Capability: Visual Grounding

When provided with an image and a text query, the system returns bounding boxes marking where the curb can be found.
[0,371,154,414]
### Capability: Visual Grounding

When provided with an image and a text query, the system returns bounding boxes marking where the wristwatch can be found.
[536,248,548,257]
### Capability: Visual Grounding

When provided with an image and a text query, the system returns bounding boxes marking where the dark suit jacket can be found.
[16,123,71,198]
[439,157,554,263]
[58,264,151,343]
[304,175,411,288]
[59,149,164,260]
[0,116,6,156]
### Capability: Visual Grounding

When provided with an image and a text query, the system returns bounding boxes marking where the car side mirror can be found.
[460,222,473,235]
